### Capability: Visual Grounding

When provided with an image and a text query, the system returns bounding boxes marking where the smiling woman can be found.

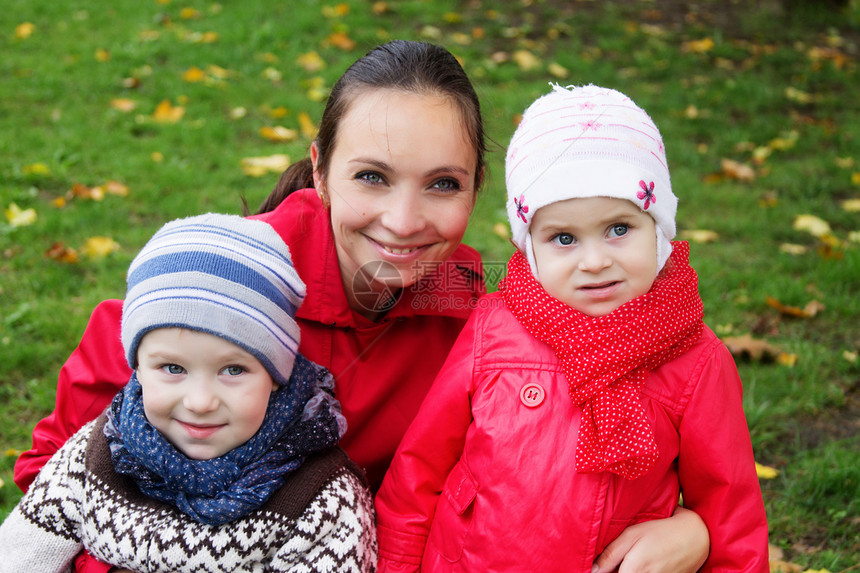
[316,89,478,318]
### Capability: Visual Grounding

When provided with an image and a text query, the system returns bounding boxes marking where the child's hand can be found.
[591,507,709,573]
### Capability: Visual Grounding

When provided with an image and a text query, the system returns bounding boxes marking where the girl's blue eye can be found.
[164,364,184,375]
[609,224,629,238]
[224,365,245,376]
[553,233,575,246]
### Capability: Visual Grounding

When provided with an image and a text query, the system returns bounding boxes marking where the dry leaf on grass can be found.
[722,333,781,361]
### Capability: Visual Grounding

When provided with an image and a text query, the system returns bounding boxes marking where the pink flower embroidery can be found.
[514,194,529,223]
[637,180,656,210]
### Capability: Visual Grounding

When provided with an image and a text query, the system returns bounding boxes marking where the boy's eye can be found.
[608,224,629,238]
[553,233,575,246]
[163,364,185,375]
[223,365,245,376]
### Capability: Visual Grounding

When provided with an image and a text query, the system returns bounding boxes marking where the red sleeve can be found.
[74,550,113,573]
[374,308,479,571]
[677,339,769,572]
[14,299,131,492]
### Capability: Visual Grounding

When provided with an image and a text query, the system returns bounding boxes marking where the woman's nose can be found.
[380,188,426,237]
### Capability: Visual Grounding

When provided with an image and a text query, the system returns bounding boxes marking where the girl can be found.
[375,84,769,572]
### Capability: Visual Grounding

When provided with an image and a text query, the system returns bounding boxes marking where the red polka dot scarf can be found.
[501,241,704,480]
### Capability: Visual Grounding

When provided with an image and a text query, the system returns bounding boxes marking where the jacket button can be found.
[519,383,545,407]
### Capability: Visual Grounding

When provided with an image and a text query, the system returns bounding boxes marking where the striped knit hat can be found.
[121,213,305,386]
[506,84,677,277]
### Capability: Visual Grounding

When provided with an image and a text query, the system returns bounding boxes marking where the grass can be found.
[2,0,859,568]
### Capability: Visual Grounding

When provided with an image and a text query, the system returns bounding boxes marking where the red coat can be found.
[375,292,769,572]
[15,189,486,495]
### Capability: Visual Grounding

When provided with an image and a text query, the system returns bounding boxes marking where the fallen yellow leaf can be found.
[96,180,129,197]
[298,112,317,139]
[259,126,298,143]
[152,99,185,123]
[722,333,781,361]
[22,162,50,175]
[69,183,101,201]
[46,242,79,264]
[182,66,207,82]
[372,2,389,15]
[262,67,282,82]
[82,236,120,259]
[94,48,110,62]
[513,50,541,71]
[240,154,290,177]
[683,37,714,53]
[793,214,831,237]
[755,462,780,479]
[843,350,858,363]
[322,3,349,17]
[179,7,201,19]
[766,296,825,318]
[297,51,325,73]
[842,198,860,212]
[777,352,798,367]
[492,222,510,240]
[327,31,356,51]
[15,22,35,40]
[785,86,813,104]
[548,62,569,79]
[110,98,137,112]
[5,203,37,227]
[679,229,719,243]
[779,243,808,255]
[721,158,756,182]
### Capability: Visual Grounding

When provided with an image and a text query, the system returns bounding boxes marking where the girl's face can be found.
[530,197,658,317]
[313,89,478,315]
[136,328,276,460]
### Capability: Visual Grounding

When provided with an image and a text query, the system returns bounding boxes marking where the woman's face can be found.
[313,89,478,314]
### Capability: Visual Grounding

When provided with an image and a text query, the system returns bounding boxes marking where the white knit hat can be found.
[506,84,677,277]
[122,213,306,386]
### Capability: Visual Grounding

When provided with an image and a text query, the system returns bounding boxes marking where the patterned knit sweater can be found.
[0,415,377,572]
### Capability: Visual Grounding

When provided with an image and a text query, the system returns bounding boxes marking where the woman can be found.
[15,40,709,572]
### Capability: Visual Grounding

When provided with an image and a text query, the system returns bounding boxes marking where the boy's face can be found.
[530,196,658,317]
[136,328,277,460]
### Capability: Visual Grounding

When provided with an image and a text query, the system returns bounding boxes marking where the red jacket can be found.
[375,292,769,572]
[15,189,485,531]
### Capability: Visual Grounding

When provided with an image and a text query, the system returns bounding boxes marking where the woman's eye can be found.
[356,171,385,185]
[163,364,185,375]
[431,178,462,192]
[223,365,245,376]
[608,224,629,238]
[553,233,575,246]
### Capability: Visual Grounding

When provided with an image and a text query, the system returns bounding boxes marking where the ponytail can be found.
[256,158,315,214]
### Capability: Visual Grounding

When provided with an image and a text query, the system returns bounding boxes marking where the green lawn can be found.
[2,0,859,568]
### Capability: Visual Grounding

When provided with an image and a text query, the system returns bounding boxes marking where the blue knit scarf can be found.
[104,354,345,526]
